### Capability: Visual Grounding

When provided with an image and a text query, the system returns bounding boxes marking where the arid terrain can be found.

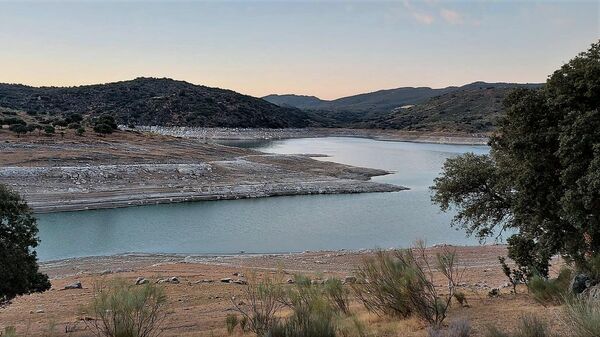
[0,128,406,212]
[0,245,566,337]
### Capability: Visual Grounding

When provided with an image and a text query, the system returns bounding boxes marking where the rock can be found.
[570,273,591,294]
[36,309,45,314]
[488,288,500,297]
[344,276,357,284]
[99,269,113,275]
[287,278,295,284]
[135,277,149,285]
[169,277,180,284]
[221,278,232,283]
[233,279,248,285]
[194,279,213,284]
[64,281,82,290]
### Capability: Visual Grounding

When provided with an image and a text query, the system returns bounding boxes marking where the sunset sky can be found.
[0,1,598,99]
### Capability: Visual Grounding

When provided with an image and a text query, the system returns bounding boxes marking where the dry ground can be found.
[0,245,567,337]
[0,128,403,212]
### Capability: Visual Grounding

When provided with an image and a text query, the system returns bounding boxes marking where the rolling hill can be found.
[0,78,310,128]
[266,82,543,132]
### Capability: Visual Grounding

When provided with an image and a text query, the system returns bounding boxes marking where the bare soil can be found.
[0,246,567,337]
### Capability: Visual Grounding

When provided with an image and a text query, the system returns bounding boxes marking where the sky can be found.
[0,1,598,100]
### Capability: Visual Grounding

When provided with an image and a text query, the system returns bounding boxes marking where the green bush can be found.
[266,292,336,337]
[528,268,572,305]
[564,295,600,337]
[323,278,350,315]
[352,242,460,328]
[486,315,554,337]
[226,314,239,335]
[232,273,286,335]
[84,279,167,337]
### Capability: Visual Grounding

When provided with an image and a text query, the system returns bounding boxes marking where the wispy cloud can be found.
[440,8,464,25]
[402,0,435,25]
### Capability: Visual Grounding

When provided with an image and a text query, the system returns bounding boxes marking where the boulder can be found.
[343,276,357,284]
[64,281,82,290]
[570,273,591,294]
[169,277,180,284]
[135,277,149,285]
[221,278,233,283]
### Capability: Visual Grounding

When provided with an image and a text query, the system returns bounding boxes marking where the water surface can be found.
[36,137,489,261]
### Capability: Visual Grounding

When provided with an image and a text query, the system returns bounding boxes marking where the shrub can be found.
[93,123,114,134]
[352,241,461,328]
[528,268,572,305]
[323,278,350,315]
[76,127,85,136]
[232,272,286,335]
[85,279,167,337]
[266,291,336,337]
[453,292,468,307]
[43,125,55,135]
[564,295,600,337]
[486,315,554,337]
[499,256,528,293]
[226,314,239,335]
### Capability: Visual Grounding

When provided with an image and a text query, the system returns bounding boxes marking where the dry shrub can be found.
[564,295,600,337]
[84,279,167,337]
[352,241,462,328]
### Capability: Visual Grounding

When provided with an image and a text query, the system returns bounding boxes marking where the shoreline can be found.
[127,126,490,145]
[39,244,510,280]
[0,129,406,213]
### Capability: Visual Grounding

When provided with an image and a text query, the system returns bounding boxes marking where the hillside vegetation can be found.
[0,78,309,128]
[267,82,542,132]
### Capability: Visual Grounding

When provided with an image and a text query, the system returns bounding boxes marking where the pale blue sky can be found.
[0,1,598,99]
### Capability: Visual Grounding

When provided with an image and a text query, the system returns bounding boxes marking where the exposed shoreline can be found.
[0,129,406,213]
[127,126,490,145]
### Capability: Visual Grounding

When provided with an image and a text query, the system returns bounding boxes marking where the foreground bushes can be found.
[486,315,555,337]
[352,242,461,328]
[564,295,600,337]
[84,279,167,337]
[528,268,572,305]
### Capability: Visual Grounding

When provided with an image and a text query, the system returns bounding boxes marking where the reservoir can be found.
[36,137,489,261]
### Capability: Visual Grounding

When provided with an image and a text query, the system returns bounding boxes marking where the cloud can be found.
[402,0,435,25]
[413,12,435,25]
[440,8,464,25]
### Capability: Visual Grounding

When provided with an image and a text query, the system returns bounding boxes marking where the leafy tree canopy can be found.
[0,184,50,303]
[431,41,600,275]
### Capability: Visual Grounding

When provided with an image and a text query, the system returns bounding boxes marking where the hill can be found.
[264,86,454,113]
[0,78,310,128]
[266,82,543,132]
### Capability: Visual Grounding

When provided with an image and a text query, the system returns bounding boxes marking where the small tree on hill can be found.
[43,125,55,135]
[8,124,29,137]
[0,184,51,304]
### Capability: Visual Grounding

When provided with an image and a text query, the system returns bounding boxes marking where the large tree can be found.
[431,41,600,275]
[0,184,51,304]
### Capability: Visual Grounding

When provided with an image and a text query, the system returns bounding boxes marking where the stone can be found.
[488,288,500,297]
[287,278,295,284]
[343,276,357,284]
[570,273,591,294]
[135,277,149,285]
[64,281,82,290]
[221,278,232,283]
[232,279,248,285]
[169,277,180,284]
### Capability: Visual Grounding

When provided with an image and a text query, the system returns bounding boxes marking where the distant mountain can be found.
[262,94,324,110]
[264,86,454,113]
[0,78,310,128]
[265,82,543,132]
[369,82,543,132]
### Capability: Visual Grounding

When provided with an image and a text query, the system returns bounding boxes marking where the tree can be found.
[76,126,85,136]
[43,125,55,135]
[0,184,51,304]
[92,115,118,135]
[431,41,600,275]
[9,124,29,137]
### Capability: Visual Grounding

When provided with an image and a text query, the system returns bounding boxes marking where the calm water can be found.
[36,137,489,261]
